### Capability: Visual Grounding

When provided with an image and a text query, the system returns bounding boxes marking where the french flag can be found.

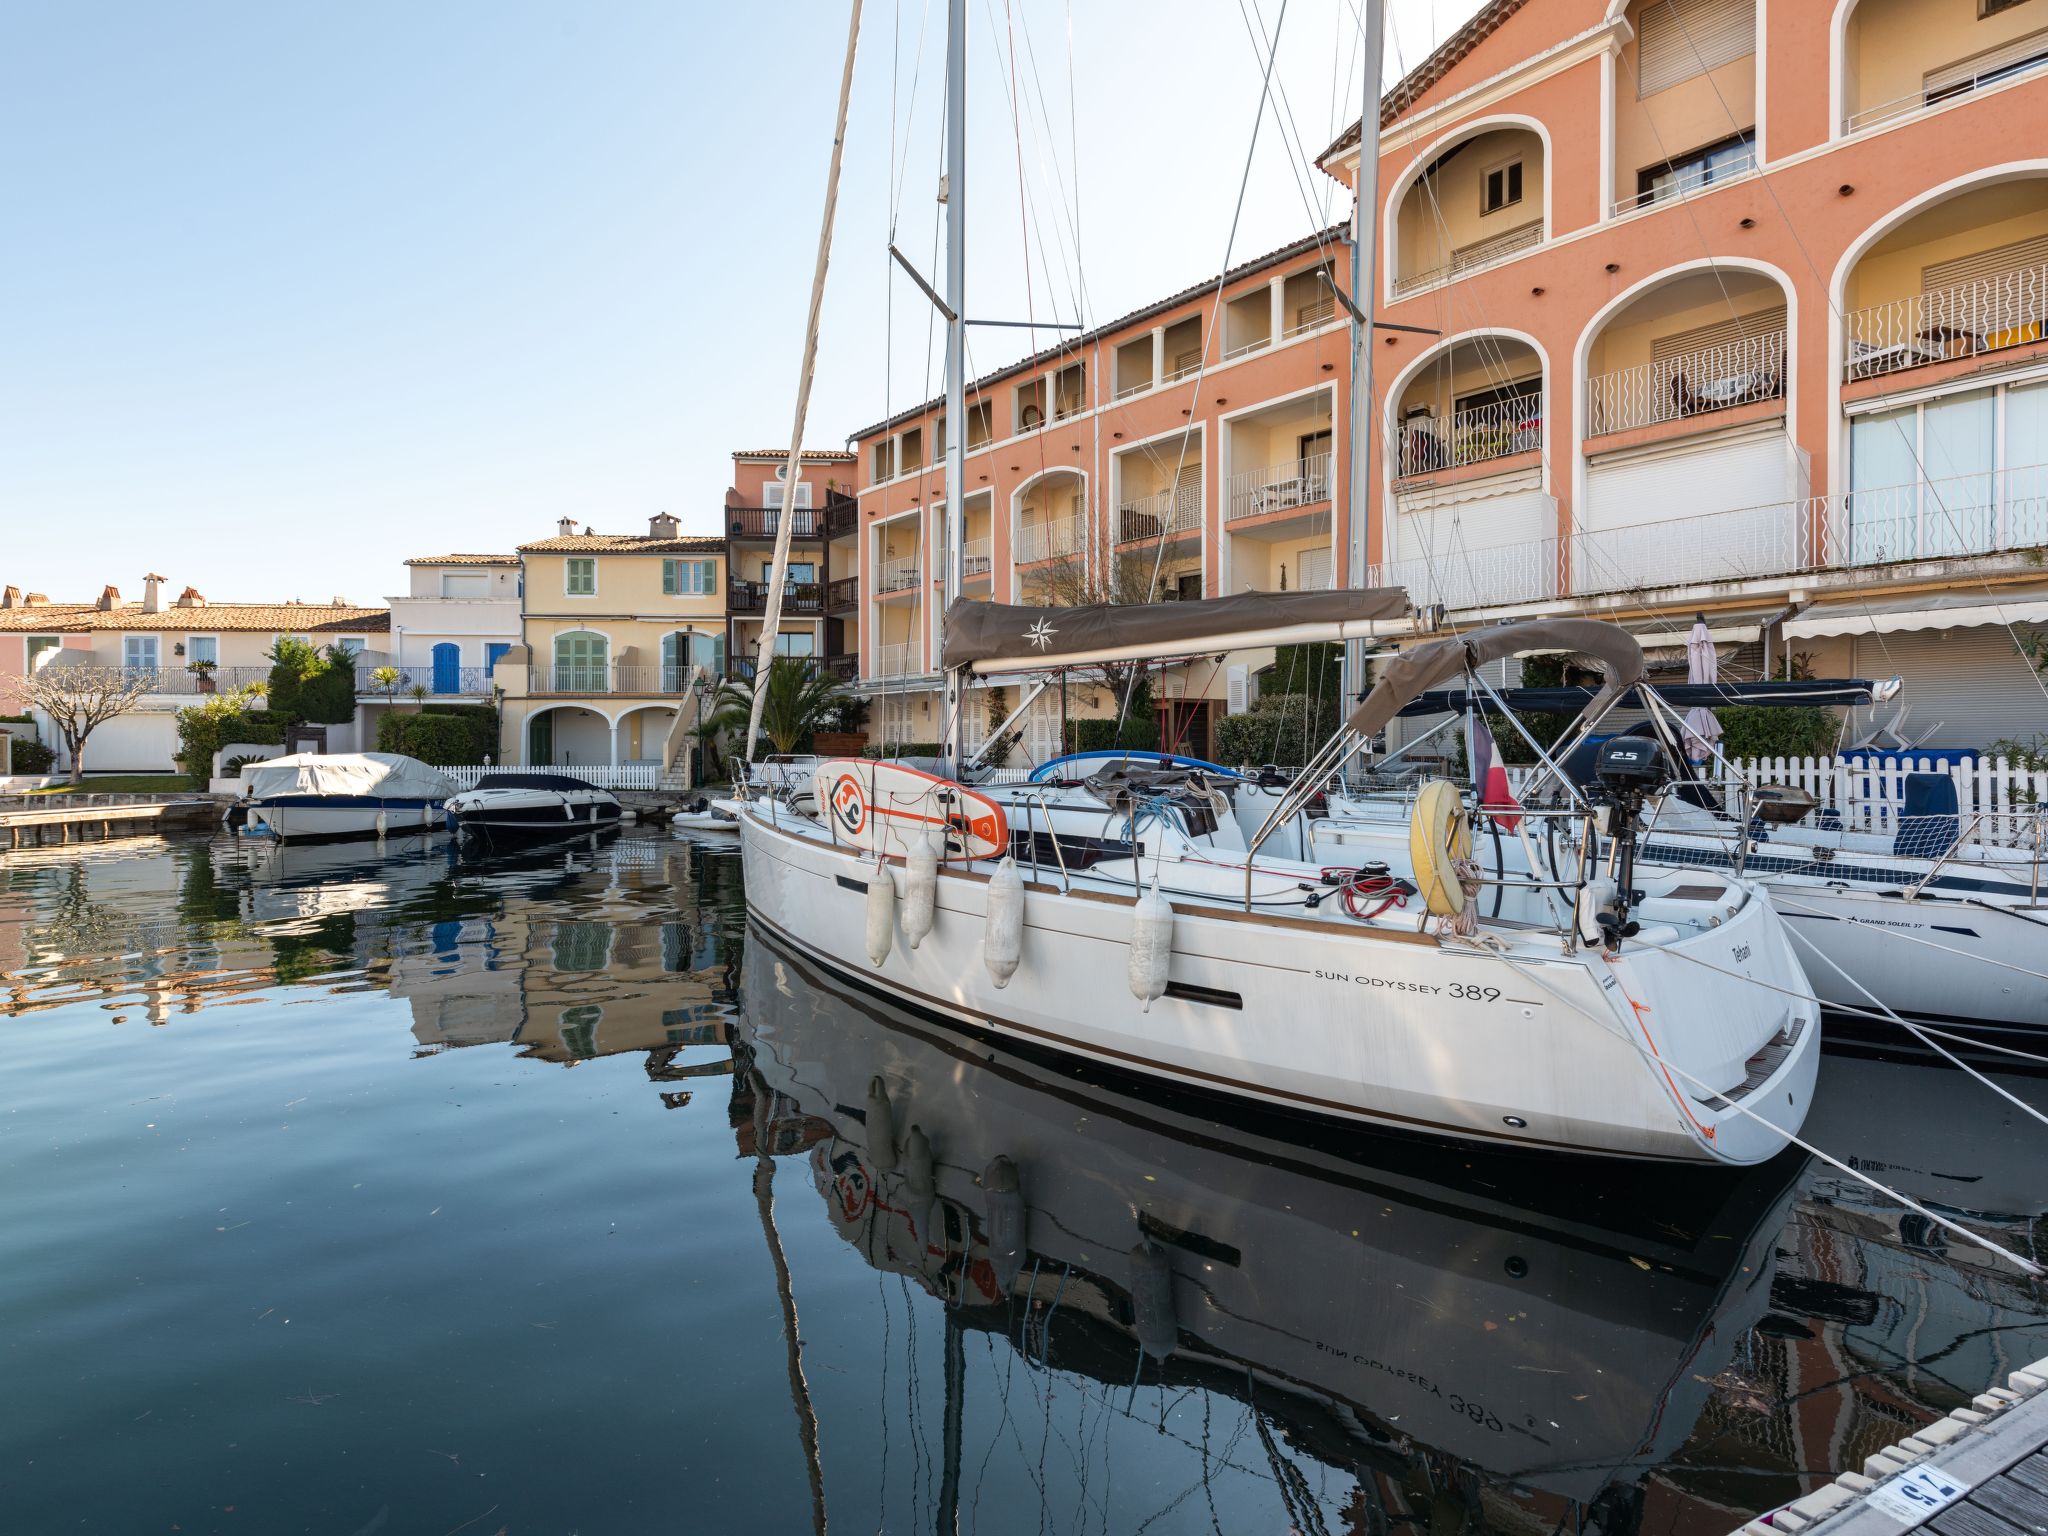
[1470,719,1524,832]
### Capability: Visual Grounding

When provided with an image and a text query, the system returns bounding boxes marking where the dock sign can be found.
[1866,1466,1970,1523]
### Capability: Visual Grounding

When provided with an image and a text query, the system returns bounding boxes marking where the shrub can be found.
[860,741,941,758]
[7,736,55,774]
[1718,705,1840,762]
[378,705,499,766]
[1064,712,1161,755]
[297,649,360,725]
[175,688,284,777]
[1215,692,1338,767]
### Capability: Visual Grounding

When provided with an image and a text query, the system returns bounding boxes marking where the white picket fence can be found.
[1729,754,2046,850]
[442,763,659,792]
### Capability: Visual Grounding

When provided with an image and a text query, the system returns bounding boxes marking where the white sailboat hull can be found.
[738,806,1819,1164]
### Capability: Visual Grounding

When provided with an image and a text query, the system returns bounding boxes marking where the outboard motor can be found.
[1582,735,1670,951]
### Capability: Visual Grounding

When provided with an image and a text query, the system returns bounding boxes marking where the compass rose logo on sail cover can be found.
[1025,618,1058,651]
[830,774,867,836]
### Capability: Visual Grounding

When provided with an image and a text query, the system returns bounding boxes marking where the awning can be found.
[1784,591,2048,639]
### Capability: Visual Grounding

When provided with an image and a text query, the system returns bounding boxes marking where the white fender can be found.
[1128,876,1172,1011]
[983,857,1024,988]
[864,863,896,966]
[901,830,939,950]
[374,809,389,840]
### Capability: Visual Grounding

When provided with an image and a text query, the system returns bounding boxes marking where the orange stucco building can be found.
[851,0,2048,754]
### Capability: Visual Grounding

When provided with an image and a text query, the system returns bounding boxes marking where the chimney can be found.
[142,573,167,614]
[331,595,347,607]
[648,510,680,539]
[556,516,577,537]
[24,592,48,607]
[96,584,121,612]
[0,585,16,609]
[176,586,205,609]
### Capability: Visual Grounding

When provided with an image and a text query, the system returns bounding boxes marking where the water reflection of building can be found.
[730,934,2048,1536]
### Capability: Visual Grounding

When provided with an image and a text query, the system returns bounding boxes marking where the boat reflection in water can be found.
[730,926,2048,1532]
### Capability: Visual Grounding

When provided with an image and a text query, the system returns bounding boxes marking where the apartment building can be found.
[0,577,388,773]
[499,514,726,772]
[851,232,1354,758]
[721,450,859,682]
[1320,0,2048,747]
[381,554,522,697]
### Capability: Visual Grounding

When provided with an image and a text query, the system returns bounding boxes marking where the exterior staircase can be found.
[657,666,708,793]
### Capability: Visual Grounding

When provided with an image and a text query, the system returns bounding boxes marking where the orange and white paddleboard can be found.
[814,758,1009,861]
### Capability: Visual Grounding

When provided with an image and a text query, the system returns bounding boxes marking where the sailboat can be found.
[733,0,1823,1164]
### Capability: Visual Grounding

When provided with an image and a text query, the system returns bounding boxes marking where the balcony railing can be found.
[822,653,858,682]
[1393,399,1541,478]
[1571,498,1818,597]
[92,664,274,696]
[1844,263,2048,381]
[728,580,823,615]
[1370,538,1560,612]
[873,642,916,677]
[1283,294,1337,339]
[1609,146,1757,218]
[1016,515,1086,565]
[727,506,820,539]
[1391,220,1542,298]
[1118,487,1201,542]
[825,576,859,611]
[1586,329,1785,435]
[1845,40,2048,133]
[529,665,708,696]
[1226,452,1332,521]
[1829,465,2048,567]
[936,536,994,578]
[355,663,495,697]
[877,555,922,593]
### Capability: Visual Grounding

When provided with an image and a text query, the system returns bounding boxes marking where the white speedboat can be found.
[234,752,455,843]
[738,598,1822,1166]
[445,772,621,842]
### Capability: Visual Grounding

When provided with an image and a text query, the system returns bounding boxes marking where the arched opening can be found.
[1012,470,1090,606]
[550,631,609,694]
[1390,335,1544,477]
[1389,120,1548,298]
[1840,0,2048,135]
[526,704,610,766]
[1585,266,1788,437]
[615,704,680,767]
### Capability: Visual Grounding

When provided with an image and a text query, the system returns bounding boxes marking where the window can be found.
[186,635,218,667]
[25,636,60,673]
[553,632,608,691]
[1848,380,2047,562]
[763,481,814,508]
[767,562,817,585]
[1981,0,2027,16]
[1638,131,1755,206]
[565,557,596,595]
[333,637,366,658]
[440,572,490,598]
[123,635,159,672]
[663,558,716,595]
[871,439,897,482]
[551,924,611,971]
[774,631,816,657]
[1635,0,1755,98]
[1482,160,1524,215]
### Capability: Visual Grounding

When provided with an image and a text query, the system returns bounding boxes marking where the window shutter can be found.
[1925,26,2048,96]
[1226,665,1249,715]
[1922,233,2048,292]
[1650,305,1787,363]
[1636,0,1755,98]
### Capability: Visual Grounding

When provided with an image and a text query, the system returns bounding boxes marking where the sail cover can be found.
[941,589,1412,675]
[243,752,459,802]
[1347,620,1646,741]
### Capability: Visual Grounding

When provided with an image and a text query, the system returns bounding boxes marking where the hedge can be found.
[7,737,55,773]
[175,692,284,777]
[378,705,499,766]
[1215,693,1338,767]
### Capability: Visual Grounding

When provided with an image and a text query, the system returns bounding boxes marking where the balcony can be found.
[727,505,820,540]
[1392,221,1542,299]
[1571,499,1817,597]
[1370,538,1559,612]
[872,642,916,677]
[101,664,273,696]
[1830,465,2048,567]
[822,653,858,683]
[727,580,823,615]
[825,576,859,612]
[1609,144,1756,219]
[1118,487,1201,543]
[1016,516,1086,566]
[936,536,993,580]
[877,555,922,594]
[1226,452,1332,522]
[1586,329,1785,436]
[1843,0,2048,134]
[1844,262,2048,381]
[1393,400,1540,478]
[355,663,495,697]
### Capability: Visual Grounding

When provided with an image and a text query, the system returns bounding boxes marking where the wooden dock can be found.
[1744,1354,2048,1536]
[0,795,223,850]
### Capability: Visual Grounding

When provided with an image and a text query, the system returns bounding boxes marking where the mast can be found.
[938,0,967,775]
[1343,1,1386,707]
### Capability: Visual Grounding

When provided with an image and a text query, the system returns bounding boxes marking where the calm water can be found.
[1,829,2044,1535]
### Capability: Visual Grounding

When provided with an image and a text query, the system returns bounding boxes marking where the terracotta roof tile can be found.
[0,602,389,634]
[730,449,856,462]
[403,553,520,567]
[516,534,725,554]
[1318,0,1531,165]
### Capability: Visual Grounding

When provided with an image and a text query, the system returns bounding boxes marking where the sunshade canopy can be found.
[1348,620,1646,741]
[1393,679,1888,717]
[941,589,1412,675]
[1784,591,2048,638]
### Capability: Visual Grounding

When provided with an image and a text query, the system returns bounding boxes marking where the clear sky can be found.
[0,0,1480,604]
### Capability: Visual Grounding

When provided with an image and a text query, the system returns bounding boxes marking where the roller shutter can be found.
[1851,625,2048,750]
[1582,425,1794,533]
[1636,0,1755,98]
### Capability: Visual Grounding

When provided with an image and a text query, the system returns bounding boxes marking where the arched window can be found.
[553,632,608,693]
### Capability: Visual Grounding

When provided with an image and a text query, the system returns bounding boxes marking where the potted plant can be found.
[188,658,218,695]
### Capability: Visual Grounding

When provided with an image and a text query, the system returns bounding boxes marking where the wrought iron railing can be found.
[1392,399,1541,477]
[728,580,823,615]
[1844,263,2048,380]
[1392,221,1541,297]
[1586,329,1785,435]
[1226,452,1333,520]
[355,664,494,697]
[1015,516,1086,565]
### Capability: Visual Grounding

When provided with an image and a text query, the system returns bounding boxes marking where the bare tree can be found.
[20,666,154,785]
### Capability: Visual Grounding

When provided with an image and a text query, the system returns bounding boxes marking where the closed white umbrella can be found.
[1682,616,1722,764]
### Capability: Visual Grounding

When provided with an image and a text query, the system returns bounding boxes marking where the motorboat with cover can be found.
[232,752,456,842]
[1283,675,2048,1039]
[735,591,1822,1165]
[445,772,622,841]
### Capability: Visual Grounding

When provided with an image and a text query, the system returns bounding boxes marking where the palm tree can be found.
[368,665,402,707]
[703,657,851,757]
[406,683,431,714]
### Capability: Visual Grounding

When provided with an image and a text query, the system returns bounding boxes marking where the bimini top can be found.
[1348,620,1647,741]
[242,752,458,802]
[942,588,1413,675]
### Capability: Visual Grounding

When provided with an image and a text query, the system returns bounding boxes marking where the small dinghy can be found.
[446,772,621,842]
[670,796,740,835]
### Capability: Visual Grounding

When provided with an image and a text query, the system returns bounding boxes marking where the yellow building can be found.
[498,513,726,780]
